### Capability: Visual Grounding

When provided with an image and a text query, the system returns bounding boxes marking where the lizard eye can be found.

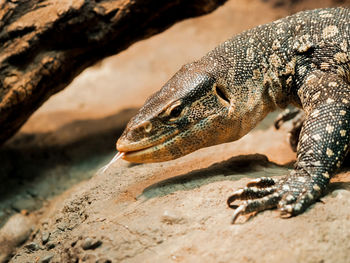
[165,101,184,122]
[169,105,182,118]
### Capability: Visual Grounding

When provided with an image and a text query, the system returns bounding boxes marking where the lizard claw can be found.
[229,193,282,224]
[227,186,276,206]
[278,186,322,217]
[231,204,247,224]
[274,107,301,129]
[246,177,277,187]
[273,108,305,152]
[228,175,326,223]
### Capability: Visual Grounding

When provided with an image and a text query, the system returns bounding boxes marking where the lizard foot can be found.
[274,108,305,152]
[274,108,301,130]
[228,175,324,223]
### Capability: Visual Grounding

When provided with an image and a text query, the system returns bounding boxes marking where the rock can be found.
[56,222,68,231]
[331,189,350,198]
[71,239,78,247]
[81,237,102,250]
[0,213,34,263]
[161,210,186,225]
[96,259,112,263]
[39,254,54,263]
[41,231,50,244]
[24,242,39,251]
[46,242,56,250]
[0,213,33,245]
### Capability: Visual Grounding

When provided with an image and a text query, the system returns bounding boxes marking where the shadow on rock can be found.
[0,108,137,226]
[141,154,292,199]
[329,180,350,192]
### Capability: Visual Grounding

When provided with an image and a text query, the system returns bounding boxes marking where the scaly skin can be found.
[117,7,350,222]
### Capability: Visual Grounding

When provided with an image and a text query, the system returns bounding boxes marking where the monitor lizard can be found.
[116,7,350,223]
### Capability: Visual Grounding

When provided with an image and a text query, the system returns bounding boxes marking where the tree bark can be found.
[0,0,226,145]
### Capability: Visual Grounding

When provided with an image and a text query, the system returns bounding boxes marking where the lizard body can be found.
[117,7,350,222]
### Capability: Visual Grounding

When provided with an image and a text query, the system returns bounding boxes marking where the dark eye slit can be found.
[169,106,182,118]
[215,85,230,103]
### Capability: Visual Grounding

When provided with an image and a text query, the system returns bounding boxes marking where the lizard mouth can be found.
[119,145,159,161]
[116,130,180,163]
[117,143,172,163]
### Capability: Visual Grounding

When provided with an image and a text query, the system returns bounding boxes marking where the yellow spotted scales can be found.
[117,7,350,223]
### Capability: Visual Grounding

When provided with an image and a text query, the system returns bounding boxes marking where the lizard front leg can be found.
[228,73,350,223]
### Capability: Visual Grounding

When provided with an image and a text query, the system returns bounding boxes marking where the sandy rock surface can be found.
[8,126,350,262]
[1,0,350,262]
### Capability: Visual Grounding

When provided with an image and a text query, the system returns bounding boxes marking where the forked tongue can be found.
[98,152,125,174]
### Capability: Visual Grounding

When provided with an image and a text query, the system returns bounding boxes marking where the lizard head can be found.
[117,60,242,163]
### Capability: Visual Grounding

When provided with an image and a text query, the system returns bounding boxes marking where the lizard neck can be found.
[202,28,296,140]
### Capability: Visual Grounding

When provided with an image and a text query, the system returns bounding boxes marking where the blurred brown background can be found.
[1,1,350,262]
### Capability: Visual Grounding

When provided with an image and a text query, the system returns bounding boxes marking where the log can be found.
[0,0,226,145]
